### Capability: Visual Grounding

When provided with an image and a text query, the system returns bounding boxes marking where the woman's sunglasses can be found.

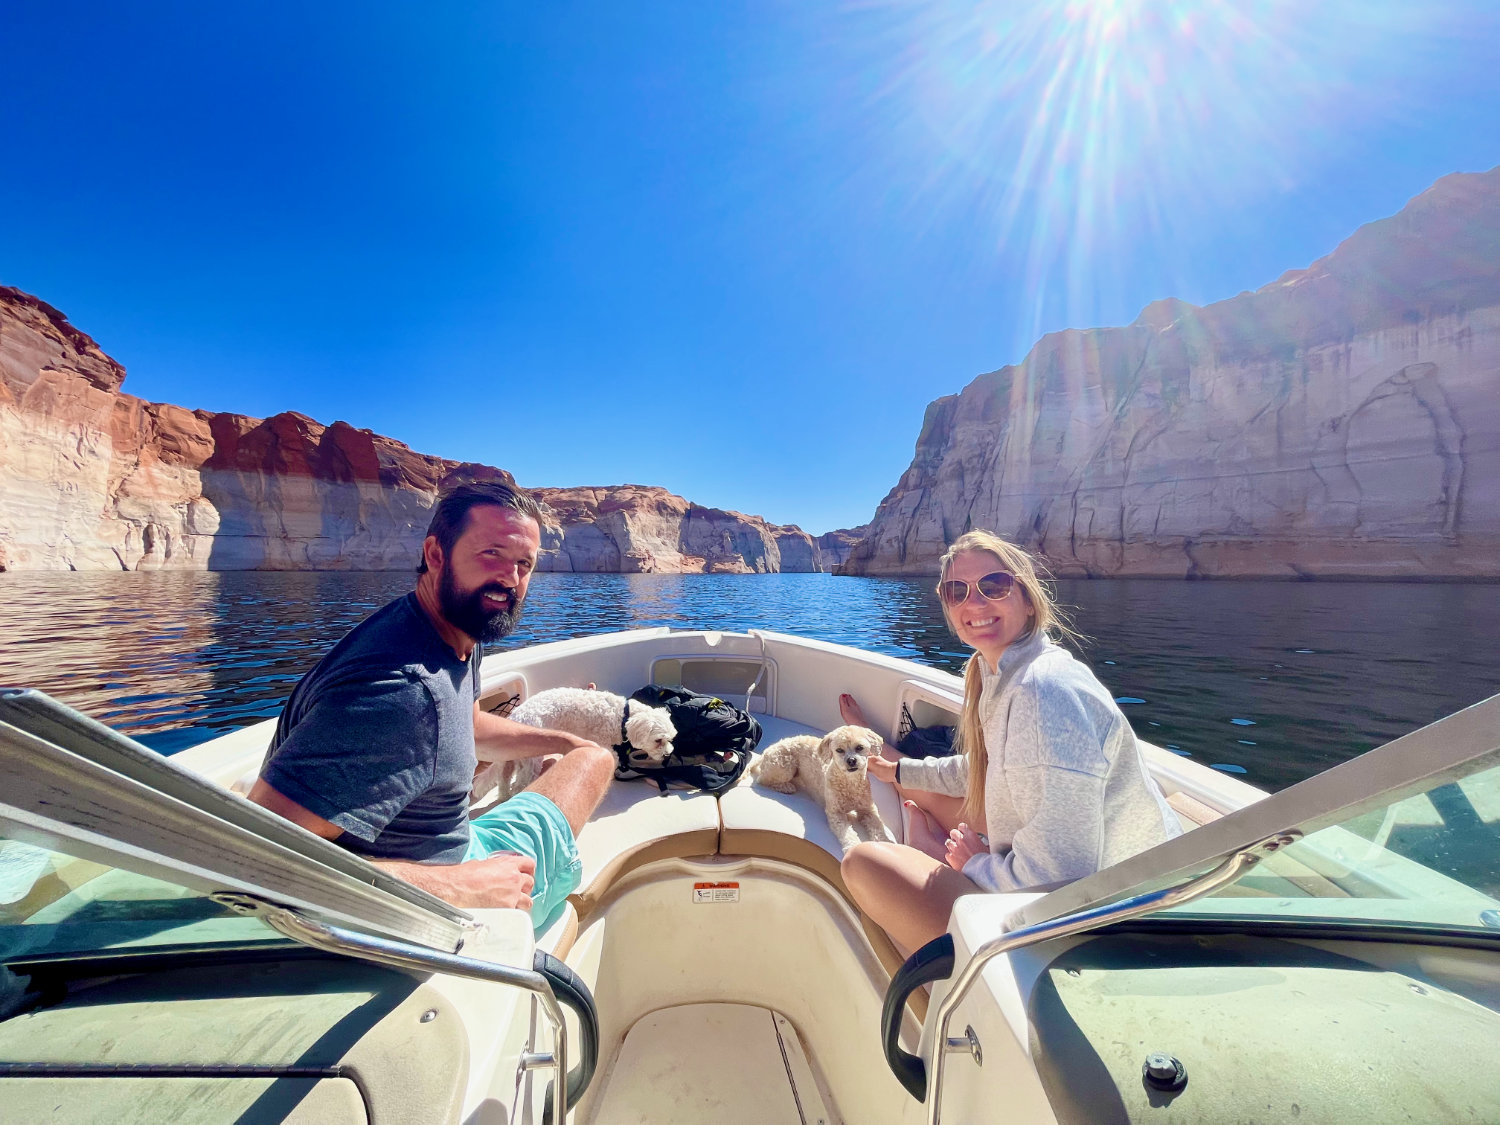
[938,571,1017,607]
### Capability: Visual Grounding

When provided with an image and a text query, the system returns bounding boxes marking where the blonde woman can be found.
[840,531,1180,954]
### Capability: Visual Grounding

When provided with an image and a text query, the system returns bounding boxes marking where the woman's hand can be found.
[944,822,988,873]
[867,753,898,785]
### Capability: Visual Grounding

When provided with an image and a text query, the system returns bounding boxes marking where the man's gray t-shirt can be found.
[261,593,481,864]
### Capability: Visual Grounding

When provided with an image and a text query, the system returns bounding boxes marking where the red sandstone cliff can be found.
[0,289,817,572]
[840,167,1500,579]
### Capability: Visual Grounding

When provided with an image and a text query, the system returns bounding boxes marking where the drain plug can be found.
[1143,1052,1187,1091]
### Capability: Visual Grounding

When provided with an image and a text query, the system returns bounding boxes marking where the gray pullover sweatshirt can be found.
[898,629,1181,892]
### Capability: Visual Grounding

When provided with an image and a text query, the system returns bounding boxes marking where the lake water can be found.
[1,571,1496,792]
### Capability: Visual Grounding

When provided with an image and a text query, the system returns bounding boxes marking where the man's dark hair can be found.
[417,480,544,574]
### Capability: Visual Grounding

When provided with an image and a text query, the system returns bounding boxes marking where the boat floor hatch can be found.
[587,1002,836,1125]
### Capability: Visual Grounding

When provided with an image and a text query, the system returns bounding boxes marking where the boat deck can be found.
[589,1003,834,1125]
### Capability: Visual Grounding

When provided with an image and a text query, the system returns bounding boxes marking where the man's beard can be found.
[439,566,524,644]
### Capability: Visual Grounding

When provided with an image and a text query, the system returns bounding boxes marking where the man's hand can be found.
[248,778,539,912]
[378,852,536,911]
[442,853,536,910]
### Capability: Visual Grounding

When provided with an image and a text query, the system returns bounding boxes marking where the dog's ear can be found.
[625,709,673,754]
[624,710,652,747]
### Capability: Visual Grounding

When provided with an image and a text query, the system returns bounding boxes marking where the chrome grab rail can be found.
[214,893,573,1125]
[924,835,1294,1125]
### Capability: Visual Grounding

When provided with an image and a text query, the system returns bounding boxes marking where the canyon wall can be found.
[0,288,819,573]
[815,525,869,568]
[0,285,512,571]
[532,485,820,573]
[842,167,1500,579]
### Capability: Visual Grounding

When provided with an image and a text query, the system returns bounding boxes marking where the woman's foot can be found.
[841,692,899,760]
[904,800,948,861]
[838,693,869,727]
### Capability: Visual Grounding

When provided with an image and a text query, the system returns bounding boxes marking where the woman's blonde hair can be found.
[937,531,1075,824]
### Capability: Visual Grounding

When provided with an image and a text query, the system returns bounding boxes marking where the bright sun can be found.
[837,0,1450,335]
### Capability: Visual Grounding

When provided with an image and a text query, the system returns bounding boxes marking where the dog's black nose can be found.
[845,756,860,769]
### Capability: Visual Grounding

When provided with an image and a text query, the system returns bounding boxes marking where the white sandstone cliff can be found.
[840,167,1500,579]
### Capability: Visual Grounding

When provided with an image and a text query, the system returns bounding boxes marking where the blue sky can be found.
[5,2,1498,534]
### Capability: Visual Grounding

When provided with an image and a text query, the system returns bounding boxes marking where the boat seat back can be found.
[566,783,721,919]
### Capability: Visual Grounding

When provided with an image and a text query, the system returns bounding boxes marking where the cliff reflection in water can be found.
[0,571,1495,792]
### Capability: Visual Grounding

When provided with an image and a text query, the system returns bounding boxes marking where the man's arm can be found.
[247,778,535,911]
[473,700,603,764]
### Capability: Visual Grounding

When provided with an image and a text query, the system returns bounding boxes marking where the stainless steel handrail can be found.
[214,893,571,1125]
[925,835,1291,1125]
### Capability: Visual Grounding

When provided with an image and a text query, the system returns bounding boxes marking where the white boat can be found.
[2,627,1498,1124]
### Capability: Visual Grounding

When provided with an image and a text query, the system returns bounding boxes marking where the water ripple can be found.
[0,571,1497,792]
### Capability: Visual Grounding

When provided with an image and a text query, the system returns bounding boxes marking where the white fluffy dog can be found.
[749,724,895,853]
[471,687,676,805]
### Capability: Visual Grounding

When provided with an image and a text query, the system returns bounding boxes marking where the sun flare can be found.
[839,0,1459,336]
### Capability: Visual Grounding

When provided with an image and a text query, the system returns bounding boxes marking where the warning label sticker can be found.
[692,881,740,904]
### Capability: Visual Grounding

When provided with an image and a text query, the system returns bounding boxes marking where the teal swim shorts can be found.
[464,791,583,933]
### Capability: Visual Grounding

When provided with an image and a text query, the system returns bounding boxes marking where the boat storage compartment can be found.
[587,1002,834,1125]
[890,679,962,743]
[0,958,469,1125]
[650,656,774,714]
[568,783,721,918]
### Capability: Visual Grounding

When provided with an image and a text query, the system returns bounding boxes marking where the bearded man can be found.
[250,480,615,931]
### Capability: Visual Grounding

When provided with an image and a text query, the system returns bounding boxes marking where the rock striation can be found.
[0,285,514,571]
[815,525,869,569]
[532,485,821,574]
[0,289,822,573]
[841,167,1500,579]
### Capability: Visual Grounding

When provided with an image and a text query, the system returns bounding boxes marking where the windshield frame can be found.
[1,688,473,955]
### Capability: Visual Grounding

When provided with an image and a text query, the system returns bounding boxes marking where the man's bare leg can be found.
[525,743,616,836]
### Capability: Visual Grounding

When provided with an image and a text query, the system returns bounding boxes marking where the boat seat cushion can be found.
[718,715,906,886]
[566,782,720,918]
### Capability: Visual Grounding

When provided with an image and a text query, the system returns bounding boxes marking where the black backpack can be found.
[614,685,762,794]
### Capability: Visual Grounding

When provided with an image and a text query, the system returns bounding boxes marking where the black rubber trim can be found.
[881,933,955,1102]
[1095,916,1500,950]
[0,1063,343,1078]
[535,949,599,1118]
[3,942,323,978]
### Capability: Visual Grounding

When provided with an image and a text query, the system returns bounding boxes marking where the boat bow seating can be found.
[174,689,915,961]
[569,714,903,917]
[554,712,912,975]
[718,714,907,894]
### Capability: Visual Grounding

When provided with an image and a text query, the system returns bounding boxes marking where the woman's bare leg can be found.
[842,841,981,956]
[903,801,948,861]
[902,789,972,835]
